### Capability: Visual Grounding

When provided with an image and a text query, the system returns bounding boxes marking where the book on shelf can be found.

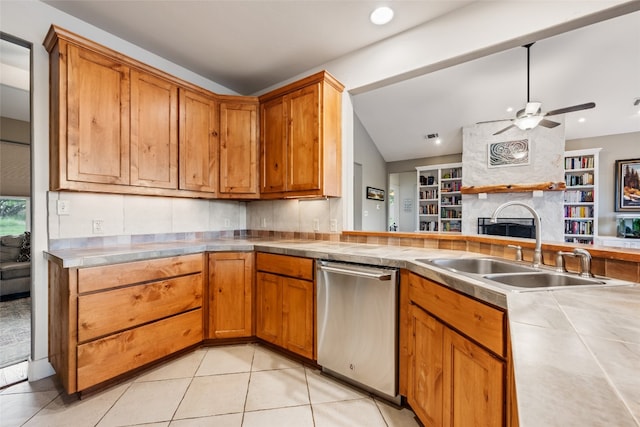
[565,172,594,186]
[565,156,595,170]
[564,190,594,203]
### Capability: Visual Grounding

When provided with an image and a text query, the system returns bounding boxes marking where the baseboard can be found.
[28,357,55,381]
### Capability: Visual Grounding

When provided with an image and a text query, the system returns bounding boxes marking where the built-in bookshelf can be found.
[416,162,463,233]
[563,148,601,244]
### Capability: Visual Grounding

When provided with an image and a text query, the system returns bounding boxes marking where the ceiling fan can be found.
[481,43,595,136]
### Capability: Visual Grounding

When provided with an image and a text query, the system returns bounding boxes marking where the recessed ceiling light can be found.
[578,117,586,123]
[370,6,394,25]
[435,138,442,145]
[506,107,513,113]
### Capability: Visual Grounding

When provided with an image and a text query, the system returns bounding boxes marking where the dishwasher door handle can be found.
[318,264,392,281]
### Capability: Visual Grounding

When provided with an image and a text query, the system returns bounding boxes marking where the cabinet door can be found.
[286,83,320,192]
[256,272,282,346]
[282,277,314,359]
[66,44,130,185]
[130,70,178,188]
[260,96,287,193]
[219,102,258,195]
[208,252,253,339]
[443,328,505,427]
[179,88,218,193]
[408,304,444,427]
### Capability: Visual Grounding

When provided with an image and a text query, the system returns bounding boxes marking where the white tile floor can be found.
[0,344,419,427]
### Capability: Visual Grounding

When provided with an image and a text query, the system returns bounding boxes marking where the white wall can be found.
[566,131,640,236]
[354,113,387,231]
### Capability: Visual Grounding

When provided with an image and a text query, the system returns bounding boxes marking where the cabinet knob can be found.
[212,130,218,137]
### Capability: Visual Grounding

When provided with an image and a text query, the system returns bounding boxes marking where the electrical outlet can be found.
[261,217,267,228]
[57,200,71,215]
[224,218,231,228]
[312,219,320,232]
[330,219,338,232]
[92,219,104,234]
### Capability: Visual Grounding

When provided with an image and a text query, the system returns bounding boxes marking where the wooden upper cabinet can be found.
[286,84,320,192]
[260,97,287,194]
[179,88,219,193]
[218,99,259,198]
[65,43,131,186]
[259,71,344,199]
[130,70,178,189]
[45,25,258,200]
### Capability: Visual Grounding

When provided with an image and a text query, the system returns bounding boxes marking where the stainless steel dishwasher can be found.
[316,260,399,403]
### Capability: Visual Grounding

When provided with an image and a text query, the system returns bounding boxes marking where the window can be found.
[0,197,29,235]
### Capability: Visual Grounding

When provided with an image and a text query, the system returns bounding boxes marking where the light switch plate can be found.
[92,219,104,234]
[57,200,70,215]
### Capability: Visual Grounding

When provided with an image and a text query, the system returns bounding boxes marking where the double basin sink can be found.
[416,257,607,291]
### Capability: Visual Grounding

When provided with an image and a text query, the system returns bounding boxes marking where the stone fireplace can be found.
[461,120,565,242]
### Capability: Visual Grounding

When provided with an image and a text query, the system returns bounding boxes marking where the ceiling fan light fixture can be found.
[514,114,543,131]
[370,6,394,25]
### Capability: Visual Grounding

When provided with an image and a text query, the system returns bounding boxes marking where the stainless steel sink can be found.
[483,272,606,289]
[416,257,537,274]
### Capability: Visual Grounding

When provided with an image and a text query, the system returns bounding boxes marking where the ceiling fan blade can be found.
[493,124,516,135]
[545,102,595,117]
[539,119,560,128]
[477,119,512,124]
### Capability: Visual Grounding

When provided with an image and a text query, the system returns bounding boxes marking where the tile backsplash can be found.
[48,192,247,240]
[48,192,343,241]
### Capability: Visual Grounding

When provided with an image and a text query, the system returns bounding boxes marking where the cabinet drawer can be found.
[78,253,203,293]
[256,252,314,281]
[78,273,203,342]
[408,273,505,356]
[77,309,202,391]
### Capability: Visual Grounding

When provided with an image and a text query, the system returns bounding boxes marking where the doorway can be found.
[0,32,32,385]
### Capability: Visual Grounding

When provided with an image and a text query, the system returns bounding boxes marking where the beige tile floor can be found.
[0,344,419,427]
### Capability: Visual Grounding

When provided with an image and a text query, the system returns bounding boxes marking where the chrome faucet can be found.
[572,248,594,278]
[491,201,543,268]
[555,251,575,273]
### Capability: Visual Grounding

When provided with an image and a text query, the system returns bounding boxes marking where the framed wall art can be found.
[615,158,640,212]
[488,139,529,168]
[366,186,385,201]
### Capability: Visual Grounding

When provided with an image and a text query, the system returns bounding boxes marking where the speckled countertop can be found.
[45,239,640,426]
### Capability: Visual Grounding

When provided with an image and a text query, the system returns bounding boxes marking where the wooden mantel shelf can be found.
[460,181,566,194]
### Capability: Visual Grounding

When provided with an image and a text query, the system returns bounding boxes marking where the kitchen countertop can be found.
[45,238,640,426]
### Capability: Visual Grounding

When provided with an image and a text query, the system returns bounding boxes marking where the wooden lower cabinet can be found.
[282,276,314,359]
[443,325,504,427]
[256,271,283,346]
[404,272,509,427]
[49,254,204,394]
[77,310,201,391]
[408,304,444,426]
[255,253,315,359]
[207,252,254,339]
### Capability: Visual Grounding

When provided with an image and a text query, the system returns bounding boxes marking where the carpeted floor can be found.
[0,297,31,368]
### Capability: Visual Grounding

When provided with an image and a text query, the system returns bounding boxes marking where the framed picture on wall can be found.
[366,186,385,201]
[615,158,640,212]
[487,139,529,168]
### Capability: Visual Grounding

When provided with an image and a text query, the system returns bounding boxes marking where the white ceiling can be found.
[4,2,639,161]
[42,0,473,95]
